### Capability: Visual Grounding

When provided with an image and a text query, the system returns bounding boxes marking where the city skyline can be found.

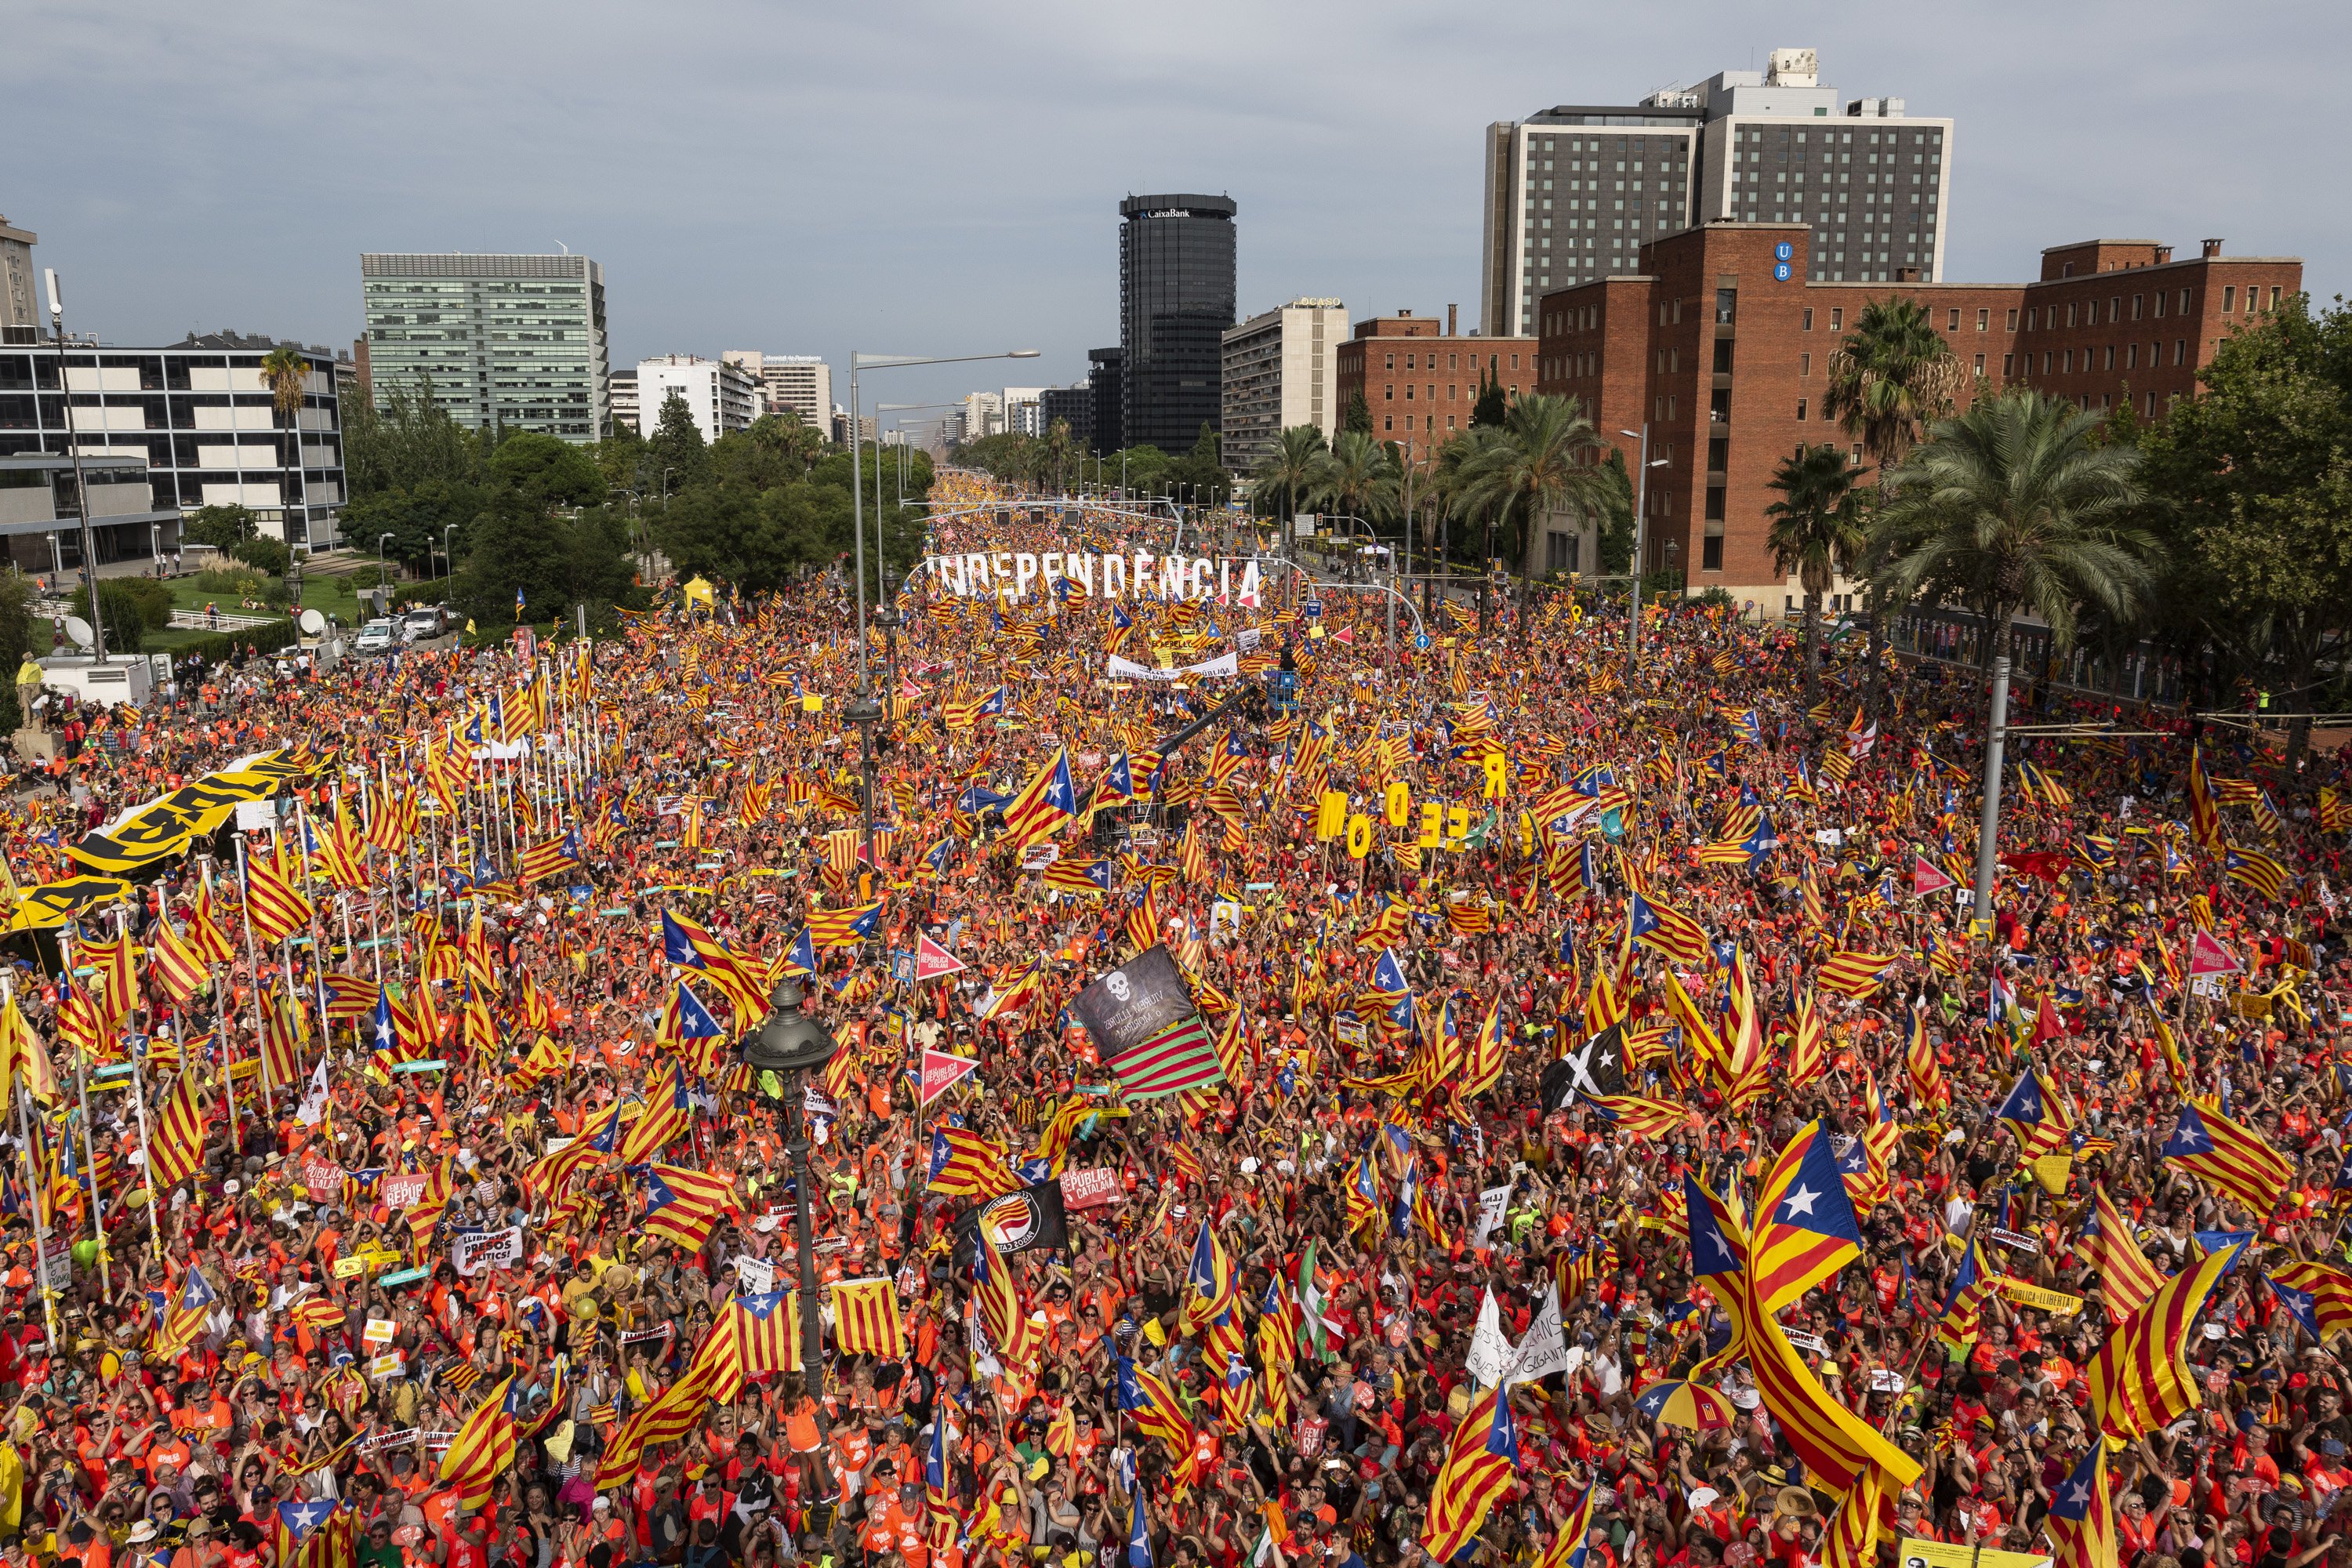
[8,1,2350,430]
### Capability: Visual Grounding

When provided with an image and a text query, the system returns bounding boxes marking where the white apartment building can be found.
[1001,387,1047,437]
[1218,298,1346,475]
[1480,47,1952,336]
[720,350,833,428]
[636,354,758,445]
[963,390,1004,441]
[609,369,639,434]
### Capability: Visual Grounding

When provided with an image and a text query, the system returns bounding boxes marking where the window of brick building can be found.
[1796,397,1808,420]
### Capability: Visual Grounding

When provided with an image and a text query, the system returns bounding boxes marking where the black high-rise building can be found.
[1117,194,1236,454]
[1086,347,1125,457]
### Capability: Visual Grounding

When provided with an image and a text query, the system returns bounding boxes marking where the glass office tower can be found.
[359,252,608,441]
[1117,195,1236,454]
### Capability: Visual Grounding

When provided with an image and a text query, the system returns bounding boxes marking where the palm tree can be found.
[258,345,312,553]
[1871,390,2154,666]
[1764,444,1871,702]
[1309,431,1399,539]
[1823,299,1969,717]
[1454,394,1610,637]
[1250,425,1328,529]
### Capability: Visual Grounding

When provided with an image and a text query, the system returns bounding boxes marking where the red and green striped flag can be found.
[1106,1012,1222,1100]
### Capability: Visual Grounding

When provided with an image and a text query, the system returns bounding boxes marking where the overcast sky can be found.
[9,0,2348,429]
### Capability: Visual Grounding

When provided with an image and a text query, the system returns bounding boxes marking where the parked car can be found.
[402,605,450,640]
[354,618,405,654]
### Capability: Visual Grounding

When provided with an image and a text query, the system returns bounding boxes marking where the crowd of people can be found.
[0,467,2341,1568]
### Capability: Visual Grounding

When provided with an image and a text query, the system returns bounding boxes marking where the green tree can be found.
[1453,394,1610,634]
[180,504,258,550]
[1592,449,1636,575]
[344,376,483,496]
[230,535,292,577]
[1343,390,1372,437]
[1872,390,2154,671]
[259,347,311,531]
[1764,444,1871,702]
[1250,426,1329,525]
[69,580,156,655]
[1469,365,1508,428]
[1165,423,1231,507]
[339,480,485,575]
[644,390,712,495]
[488,431,607,510]
[2140,294,2352,764]
[1310,431,1400,534]
[452,497,641,630]
[0,574,33,733]
[1824,298,1969,717]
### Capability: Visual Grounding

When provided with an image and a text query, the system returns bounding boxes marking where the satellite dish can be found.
[62,616,93,651]
[299,609,326,636]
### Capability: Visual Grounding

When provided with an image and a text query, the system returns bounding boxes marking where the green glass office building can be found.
[359,252,608,441]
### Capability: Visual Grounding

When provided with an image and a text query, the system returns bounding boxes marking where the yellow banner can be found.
[68,748,329,876]
[1991,1276,2084,1317]
[5,875,133,934]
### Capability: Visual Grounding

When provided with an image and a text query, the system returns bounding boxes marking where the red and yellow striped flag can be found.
[2086,1240,2242,1441]
[243,838,314,944]
[832,1276,903,1357]
[1419,1388,1520,1564]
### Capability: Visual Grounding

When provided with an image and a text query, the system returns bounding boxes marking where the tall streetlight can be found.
[741,979,839,1398]
[873,401,960,701]
[376,533,394,601]
[1617,427,1670,673]
[43,270,104,661]
[848,350,1038,869]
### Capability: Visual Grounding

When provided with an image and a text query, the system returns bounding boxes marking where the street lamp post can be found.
[741,980,840,1399]
[377,533,394,606]
[43,270,105,661]
[848,352,1037,869]
[1617,426,1669,673]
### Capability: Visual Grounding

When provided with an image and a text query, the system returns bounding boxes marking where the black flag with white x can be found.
[1541,1022,1628,1115]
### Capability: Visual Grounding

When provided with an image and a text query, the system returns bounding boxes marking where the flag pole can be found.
[230,837,280,1122]
[11,1068,57,1357]
[195,858,243,1149]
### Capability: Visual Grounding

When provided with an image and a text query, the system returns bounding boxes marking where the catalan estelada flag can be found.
[2161,1102,2292,1220]
[1933,1234,1993,1352]
[661,908,769,1022]
[735,1289,802,1374]
[1115,1355,1192,1461]
[1181,1219,1237,1334]
[831,1276,903,1357]
[1748,1118,1864,1316]
[639,1164,739,1252]
[1626,891,1707,966]
[2086,1240,2243,1441]
[1000,747,1077,850]
[1816,949,1896,999]
[517,831,581,885]
[2045,1446,2117,1568]
[972,1232,1033,1364]
[274,1502,354,1568]
[808,898,884,948]
[927,1126,1024,1200]
[1419,1387,1519,1564]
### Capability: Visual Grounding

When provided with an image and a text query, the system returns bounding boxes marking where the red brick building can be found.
[1532,225,2301,610]
[1334,308,1536,465]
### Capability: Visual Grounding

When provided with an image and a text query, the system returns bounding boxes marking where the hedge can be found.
[158,619,300,668]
